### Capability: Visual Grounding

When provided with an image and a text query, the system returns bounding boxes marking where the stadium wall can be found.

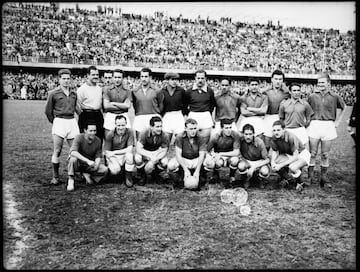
[3,61,355,85]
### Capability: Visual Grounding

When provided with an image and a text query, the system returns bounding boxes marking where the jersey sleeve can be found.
[70,134,82,154]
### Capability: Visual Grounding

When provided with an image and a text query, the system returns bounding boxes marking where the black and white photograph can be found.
[3,1,356,269]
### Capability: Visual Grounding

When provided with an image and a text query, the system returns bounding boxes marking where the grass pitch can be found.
[3,100,356,269]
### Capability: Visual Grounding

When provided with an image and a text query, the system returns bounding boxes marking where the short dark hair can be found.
[248,77,259,84]
[87,65,98,75]
[84,120,97,131]
[114,69,124,75]
[220,118,233,128]
[272,120,285,128]
[115,114,127,123]
[195,69,207,77]
[58,69,71,76]
[242,123,255,133]
[271,69,285,79]
[150,116,162,126]
[104,70,113,75]
[185,118,197,127]
[289,83,301,91]
[140,67,152,76]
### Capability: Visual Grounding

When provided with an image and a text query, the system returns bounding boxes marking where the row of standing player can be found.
[45,66,346,191]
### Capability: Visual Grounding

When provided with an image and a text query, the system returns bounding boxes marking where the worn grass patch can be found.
[3,100,356,269]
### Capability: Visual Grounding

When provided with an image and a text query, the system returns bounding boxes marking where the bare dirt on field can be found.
[3,100,356,269]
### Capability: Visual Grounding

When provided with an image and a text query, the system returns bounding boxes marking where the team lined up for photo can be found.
[45,66,346,191]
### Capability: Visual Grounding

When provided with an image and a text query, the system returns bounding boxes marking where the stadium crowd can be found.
[2,2,355,75]
[2,71,356,106]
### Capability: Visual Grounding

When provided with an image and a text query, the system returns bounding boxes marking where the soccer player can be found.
[103,69,131,138]
[160,72,187,143]
[279,83,314,150]
[307,73,346,187]
[134,116,170,185]
[269,120,311,191]
[185,69,216,143]
[77,65,104,141]
[213,78,242,134]
[237,78,268,137]
[45,69,80,185]
[67,120,109,191]
[238,124,270,189]
[167,118,207,190]
[262,70,290,150]
[203,118,240,186]
[131,67,163,139]
[104,115,135,187]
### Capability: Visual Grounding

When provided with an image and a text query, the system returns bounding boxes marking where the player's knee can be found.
[158,157,168,170]
[203,157,215,170]
[321,151,329,161]
[238,160,249,172]
[229,157,239,168]
[288,164,298,174]
[259,165,270,178]
[310,149,317,159]
[144,161,155,174]
[167,158,179,172]
[215,158,224,169]
[125,153,134,165]
[53,147,62,157]
[134,154,143,166]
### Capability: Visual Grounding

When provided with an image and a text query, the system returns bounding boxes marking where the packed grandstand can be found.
[2,2,356,104]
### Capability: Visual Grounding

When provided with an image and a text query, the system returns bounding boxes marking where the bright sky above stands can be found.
[57,2,355,33]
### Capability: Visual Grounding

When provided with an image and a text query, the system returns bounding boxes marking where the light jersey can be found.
[77,83,103,110]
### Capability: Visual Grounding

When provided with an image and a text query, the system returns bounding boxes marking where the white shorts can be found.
[162,111,185,134]
[103,112,131,130]
[52,117,79,139]
[263,114,280,137]
[133,114,161,132]
[237,116,265,136]
[212,121,237,135]
[285,127,309,145]
[307,120,337,141]
[278,149,311,166]
[188,111,214,130]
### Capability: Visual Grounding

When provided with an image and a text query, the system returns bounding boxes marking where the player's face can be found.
[151,121,163,135]
[59,74,71,89]
[272,125,284,139]
[167,78,177,88]
[103,73,113,85]
[115,118,127,134]
[317,78,330,92]
[85,125,97,140]
[243,129,254,143]
[113,72,123,86]
[271,74,283,89]
[140,72,151,86]
[195,72,206,88]
[249,81,259,93]
[222,124,233,136]
[88,69,99,84]
[220,79,230,93]
[186,123,198,138]
[290,86,302,100]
